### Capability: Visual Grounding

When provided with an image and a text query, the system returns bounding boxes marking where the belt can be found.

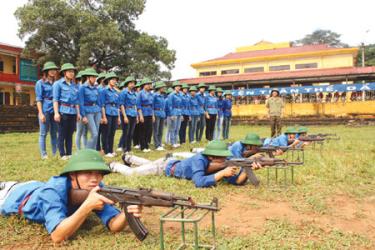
[125,106,135,109]
[18,194,32,215]
[106,103,117,107]
[154,108,163,111]
[84,102,96,106]
[173,106,182,109]
[207,106,216,108]
[141,104,151,107]
[61,103,75,108]
[170,162,178,177]
[43,97,53,100]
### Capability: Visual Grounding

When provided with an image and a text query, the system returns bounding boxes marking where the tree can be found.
[14,0,176,80]
[294,29,348,48]
[357,44,375,66]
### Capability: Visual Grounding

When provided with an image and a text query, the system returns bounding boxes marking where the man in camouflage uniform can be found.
[266,89,284,137]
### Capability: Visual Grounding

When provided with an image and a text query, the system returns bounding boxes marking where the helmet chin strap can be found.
[74,173,82,190]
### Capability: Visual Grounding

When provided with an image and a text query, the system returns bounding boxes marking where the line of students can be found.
[35,61,233,159]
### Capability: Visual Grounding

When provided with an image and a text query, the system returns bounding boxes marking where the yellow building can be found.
[0,42,39,105]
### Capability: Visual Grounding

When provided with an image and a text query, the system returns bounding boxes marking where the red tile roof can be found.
[179,67,375,85]
[0,42,23,54]
[201,44,356,63]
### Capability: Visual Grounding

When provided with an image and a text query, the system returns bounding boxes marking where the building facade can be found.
[0,43,39,105]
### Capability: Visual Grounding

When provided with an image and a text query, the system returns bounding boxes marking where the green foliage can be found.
[357,43,375,66]
[14,0,176,80]
[295,29,348,48]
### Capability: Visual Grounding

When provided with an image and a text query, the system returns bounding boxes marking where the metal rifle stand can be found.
[266,164,294,187]
[159,202,217,250]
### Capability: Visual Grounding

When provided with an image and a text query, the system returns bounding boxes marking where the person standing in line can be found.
[214,87,224,140]
[205,85,218,141]
[188,86,200,144]
[179,84,191,145]
[133,82,142,150]
[266,89,284,137]
[53,63,80,160]
[78,68,102,150]
[164,87,173,146]
[136,78,154,153]
[75,70,88,150]
[100,72,120,158]
[152,81,167,151]
[95,72,107,153]
[196,83,207,142]
[35,61,59,160]
[222,91,233,140]
[117,76,138,153]
[167,81,183,148]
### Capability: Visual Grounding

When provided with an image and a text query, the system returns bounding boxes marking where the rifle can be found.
[258,146,303,157]
[69,186,219,241]
[298,136,325,142]
[308,133,340,140]
[225,157,303,187]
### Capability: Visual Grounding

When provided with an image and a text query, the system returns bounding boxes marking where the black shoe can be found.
[121,154,131,166]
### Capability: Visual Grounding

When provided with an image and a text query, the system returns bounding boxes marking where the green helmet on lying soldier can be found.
[202,140,232,157]
[241,133,263,146]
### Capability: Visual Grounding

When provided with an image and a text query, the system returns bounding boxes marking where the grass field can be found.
[0,125,375,249]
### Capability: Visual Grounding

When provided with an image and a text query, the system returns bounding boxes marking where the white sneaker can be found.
[142,149,149,153]
[112,152,117,157]
[41,155,48,160]
[61,155,69,161]
[176,143,181,147]
[172,144,179,148]
[134,145,140,149]
[161,144,165,147]
[191,141,197,144]
[156,146,165,151]
[116,147,123,152]
[105,153,114,158]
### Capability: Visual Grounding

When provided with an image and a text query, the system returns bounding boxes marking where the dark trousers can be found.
[153,116,165,148]
[118,114,128,149]
[58,114,76,156]
[124,116,137,152]
[196,114,206,142]
[222,116,231,139]
[179,115,190,144]
[133,123,141,146]
[205,114,217,141]
[96,123,104,151]
[102,115,118,154]
[140,116,153,150]
[270,116,282,137]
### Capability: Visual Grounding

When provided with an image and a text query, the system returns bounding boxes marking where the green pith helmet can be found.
[82,68,99,77]
[60,63,77,75]
[241,133,263,146]
[202,140,232,157]
[104,72,119,82]
[60,149,111,176]
[154,81,166,90]
[166,87,173,94]
[208,85,216,91]
[189,86,198,92]
[140,77,152,86]
[124,76,136,85]
[216,87,223,93]
[76,70,84,79]
[42,61,58,72]
[118,81,126,89]
[284,127,299,134]
[97,72,106,81]
[271,88,280,95]
[182,83,189,89]
[198,83,207,89]
[172,80,182,88]
[224,90,232,96]
[298,126,308,133]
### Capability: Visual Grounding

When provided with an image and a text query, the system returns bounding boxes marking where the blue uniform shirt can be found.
[263,134,289,147]
[136,90,154,117]
[100,87,120,116]
[119,88,138,117]
[196,92,206,115]
[167,91,183,116]
[189,95,200,116]
[153,92,166,118]
[79,83,101,117]
[165,153,216,188]
[204,95,218,115]
[35,79,54,114]
[181,93,191,116]
[229,141,245,158]
[217,97,224,117]
[53,78,79,115]
[223,99,232,117]
[0,176,120,234]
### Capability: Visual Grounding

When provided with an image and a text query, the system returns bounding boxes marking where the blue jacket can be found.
[119,88,137,117]
[100,86,120,116]
[0,176,120,234]
[78,83,101,117]
[223,99,232,117]
[35,79,54,114]
[196,92,206,115]
[53,78,79,115]
[217,97,224,117]
[167,91,183,116]
[136,90,154,117]
[229,141,245,158]
[204,95,218,115]
[263,134,289,147]
[189,95,200,116]
[153,92,166,118]
[181,93,191,116]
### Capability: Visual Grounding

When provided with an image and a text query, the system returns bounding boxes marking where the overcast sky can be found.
[1,0,375,79]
